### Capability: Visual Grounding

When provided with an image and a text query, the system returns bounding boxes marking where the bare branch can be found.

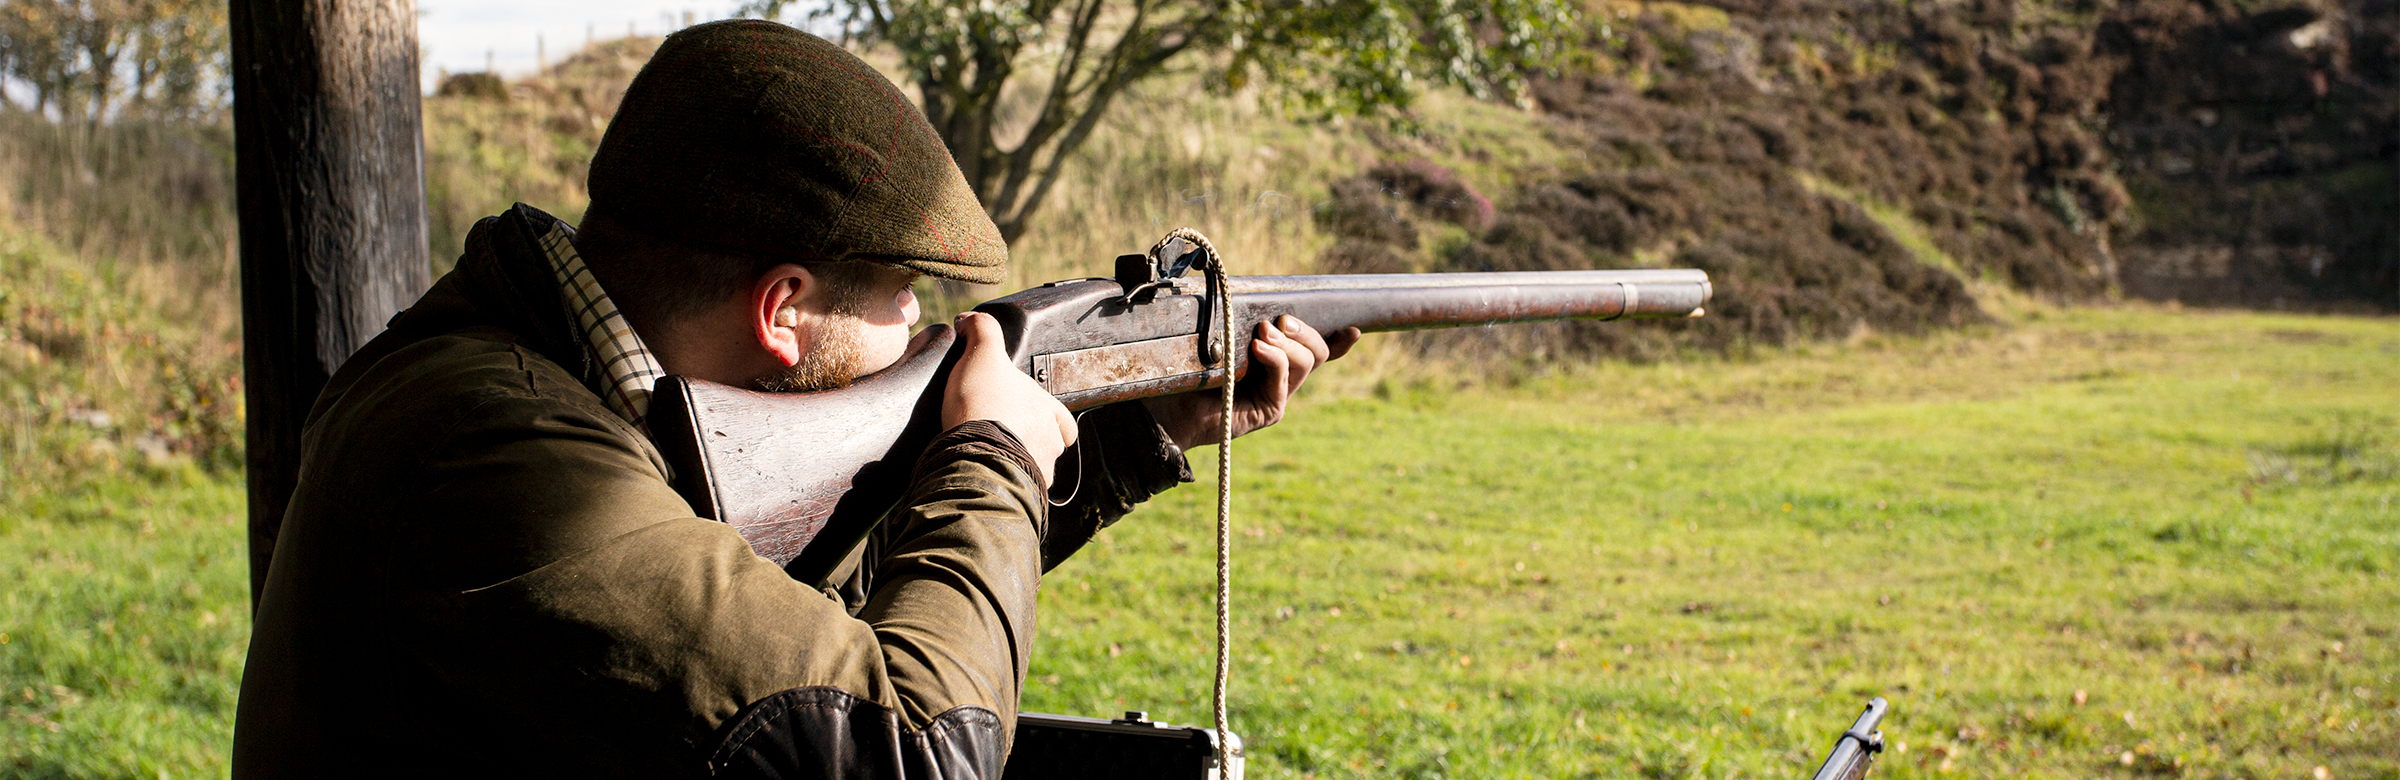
[987,0,1109,218]
[997,30,1190,238]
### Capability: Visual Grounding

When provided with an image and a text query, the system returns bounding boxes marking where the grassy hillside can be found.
[1381,0,2394,366]
[0,225,241,494]
[0,224,248,777]
[5,212,2390,775]
[409,3,2395,372]
[415,36,1562,291]
[0,6,2391,776]
[1030,305,2400,779]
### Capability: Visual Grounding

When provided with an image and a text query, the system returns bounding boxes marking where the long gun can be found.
[1807,698,1889,780]
[650,255,1711,585]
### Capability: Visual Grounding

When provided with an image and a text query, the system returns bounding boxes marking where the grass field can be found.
[0,471,245,778]
[3,305,2395,778]
[1024,306,2400,780]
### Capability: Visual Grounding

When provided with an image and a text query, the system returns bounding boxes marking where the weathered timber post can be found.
[231,0,431,609]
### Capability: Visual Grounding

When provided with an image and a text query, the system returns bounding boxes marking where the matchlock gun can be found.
[650,242,1712,585]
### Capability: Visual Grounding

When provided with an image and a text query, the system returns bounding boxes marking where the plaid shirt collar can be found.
[533,219,667,433]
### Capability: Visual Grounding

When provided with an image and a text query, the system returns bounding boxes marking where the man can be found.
[232,19,1356,779]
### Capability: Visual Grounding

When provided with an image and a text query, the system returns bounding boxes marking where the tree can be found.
[229,0,430,606]
[748,0,1574,243]
[0,0,229,122]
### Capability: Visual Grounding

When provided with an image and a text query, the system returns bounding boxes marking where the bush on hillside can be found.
[435,72,509,102]
[0,227,242,503]
[1314,159,1496,273]
[1306,0,2370,363]
[422,37,663,266]
[1363,160,1496,230]
[2100,0,2399,308]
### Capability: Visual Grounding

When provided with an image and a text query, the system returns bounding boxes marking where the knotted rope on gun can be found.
[1147,227,1239,777]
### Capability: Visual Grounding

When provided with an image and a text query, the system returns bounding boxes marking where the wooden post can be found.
[231,0,430,609]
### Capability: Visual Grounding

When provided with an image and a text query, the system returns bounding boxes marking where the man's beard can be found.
[752,316,873,393]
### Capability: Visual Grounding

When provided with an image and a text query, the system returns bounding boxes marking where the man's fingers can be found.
[1260,321,1316,389]
[956,310,1002,354]
[1277,315,1333,365]
[1248,324,1294,414]
[944,310,1071,486]
[1325,327,1362,362]
[1158,316,1363,447]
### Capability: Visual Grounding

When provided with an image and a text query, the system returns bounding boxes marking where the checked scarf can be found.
[534,220,667,433]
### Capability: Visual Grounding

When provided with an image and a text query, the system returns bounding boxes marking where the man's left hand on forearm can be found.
[1141,315,1361,450]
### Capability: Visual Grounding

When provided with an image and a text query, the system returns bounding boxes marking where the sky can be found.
[1,1,773,105]
[415,0,750,89]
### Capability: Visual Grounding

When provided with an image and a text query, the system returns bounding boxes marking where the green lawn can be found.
[1026,307,2399,780]
[1,470,246,779]
[4,306,2394,778]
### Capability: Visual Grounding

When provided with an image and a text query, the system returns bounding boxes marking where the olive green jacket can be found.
[231,206,1187,778]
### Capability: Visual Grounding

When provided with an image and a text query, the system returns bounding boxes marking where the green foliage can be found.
[1218,0,1575,114]
[0,224,242,497]
[1026,306,2400,779]
[746,0,1573,240]
[0,0,229,121]
[0,222,247,778]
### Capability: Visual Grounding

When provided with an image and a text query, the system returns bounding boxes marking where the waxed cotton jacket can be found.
[231,205,1188,779]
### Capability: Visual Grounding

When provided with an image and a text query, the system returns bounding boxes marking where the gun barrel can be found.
[1244,276,1710,333]
[1808,698,1890,780]
[1225,269,1710,294]
[1007,272,1710,411]
[653,267,1716,584]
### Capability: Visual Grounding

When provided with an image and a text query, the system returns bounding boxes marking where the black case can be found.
[1005,711,1243,780]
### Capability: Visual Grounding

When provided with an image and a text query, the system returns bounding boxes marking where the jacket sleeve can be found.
[706,421,1045,778]
[408,393,1048,779]
[1040,400,1193,570]
[824,400,1195,617]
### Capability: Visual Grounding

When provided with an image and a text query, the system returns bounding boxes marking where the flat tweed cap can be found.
[587,20,1007,284]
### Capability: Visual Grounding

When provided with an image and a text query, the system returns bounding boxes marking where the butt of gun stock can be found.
[649,326,961,585]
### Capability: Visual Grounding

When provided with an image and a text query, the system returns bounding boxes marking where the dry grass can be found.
[0,112,240,341]
[991,83,1571,286]
[0,114,245,493]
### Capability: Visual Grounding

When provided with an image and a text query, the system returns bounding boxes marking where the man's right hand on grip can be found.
[943,311,1077,487]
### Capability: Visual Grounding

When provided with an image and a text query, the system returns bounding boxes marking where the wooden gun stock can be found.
[650,269,1712,585]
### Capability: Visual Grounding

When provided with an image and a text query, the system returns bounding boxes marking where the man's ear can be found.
[752,263,815,368]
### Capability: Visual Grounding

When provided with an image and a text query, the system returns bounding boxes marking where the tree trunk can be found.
[231,0,430,610]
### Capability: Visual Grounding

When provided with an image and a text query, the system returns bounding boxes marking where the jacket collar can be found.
[381,203,597,388]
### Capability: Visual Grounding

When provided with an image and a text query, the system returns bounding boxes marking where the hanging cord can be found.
[1148,227,1237,778]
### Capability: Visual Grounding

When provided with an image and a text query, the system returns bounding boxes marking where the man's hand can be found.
[1142,315,1361,450]
[945,311,1078,487]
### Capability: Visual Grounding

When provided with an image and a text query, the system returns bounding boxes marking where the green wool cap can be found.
[586,20,1008,284]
